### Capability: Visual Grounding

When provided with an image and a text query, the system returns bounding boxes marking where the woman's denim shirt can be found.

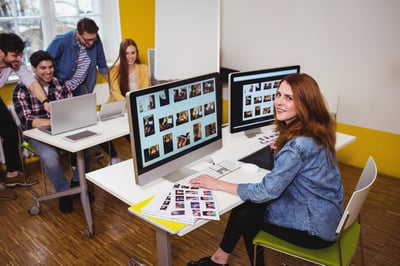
[237,136,344,241]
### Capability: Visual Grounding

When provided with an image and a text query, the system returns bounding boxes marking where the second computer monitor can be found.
[229,65,300,137]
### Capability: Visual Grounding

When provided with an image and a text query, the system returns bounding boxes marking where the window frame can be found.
[1,0,121,66]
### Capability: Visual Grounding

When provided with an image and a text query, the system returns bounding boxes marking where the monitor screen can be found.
[229,65,300,137]
[127,72,222,186]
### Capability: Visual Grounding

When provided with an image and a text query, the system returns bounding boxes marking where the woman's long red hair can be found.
[274,73,336,161]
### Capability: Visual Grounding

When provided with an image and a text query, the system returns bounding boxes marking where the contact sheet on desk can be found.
[256,131,278,145]
[141,183,220,225]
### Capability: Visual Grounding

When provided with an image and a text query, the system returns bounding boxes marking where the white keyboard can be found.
[179,160,241,185]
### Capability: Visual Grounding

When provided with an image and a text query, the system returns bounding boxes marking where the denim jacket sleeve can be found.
[237,138,304,203]
[47,30,78,82]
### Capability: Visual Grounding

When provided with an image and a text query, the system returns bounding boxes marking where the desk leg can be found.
[76,150,94,237]
[156,228,172,266]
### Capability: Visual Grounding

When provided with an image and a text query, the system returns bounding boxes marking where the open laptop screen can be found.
[40,94,97,135]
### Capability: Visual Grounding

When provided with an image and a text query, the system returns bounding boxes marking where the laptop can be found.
[39,94,98,135]
[98,100,126,121]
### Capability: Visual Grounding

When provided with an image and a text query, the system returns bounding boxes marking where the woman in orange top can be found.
[102,39,150,165]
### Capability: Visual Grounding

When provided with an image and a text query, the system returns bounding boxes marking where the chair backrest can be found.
[8,105,21,127]
[336,156,377,234]
[147,48,156,86]
[93,83,111,105]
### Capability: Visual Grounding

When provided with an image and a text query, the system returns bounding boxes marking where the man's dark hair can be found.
[29,50,54,67]
[77,18,99,35]
[0,32,25,54]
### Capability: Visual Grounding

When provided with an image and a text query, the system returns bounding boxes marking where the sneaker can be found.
[1,173,38,187]
[94,151,104,160]
[59,196,73,213]
[107,157,121,166]
[0,183,17,200]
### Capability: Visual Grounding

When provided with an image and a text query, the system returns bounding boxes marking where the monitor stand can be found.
[162,167,198,183]
[244,128,263,139]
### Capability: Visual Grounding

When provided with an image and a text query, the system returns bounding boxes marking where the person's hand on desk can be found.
[32,118,51,128]
[189,175,238,196]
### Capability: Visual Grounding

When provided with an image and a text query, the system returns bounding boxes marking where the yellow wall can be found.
[0,83,14,105]
[118,0,155,65]
[336,123,400,178]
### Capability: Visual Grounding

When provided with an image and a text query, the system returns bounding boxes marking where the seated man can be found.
[12,50,94,213]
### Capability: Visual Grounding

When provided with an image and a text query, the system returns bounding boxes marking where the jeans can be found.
[28,139,95,191]
[70,148,95,182]
[28,139,70,192]
[219,202,267,265]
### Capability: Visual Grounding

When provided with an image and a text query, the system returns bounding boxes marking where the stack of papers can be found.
[256,131,279,145]
[140,183,220,225]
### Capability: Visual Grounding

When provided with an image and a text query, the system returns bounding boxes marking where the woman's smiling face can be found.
[274,80,297,124]
[125,45,137,66]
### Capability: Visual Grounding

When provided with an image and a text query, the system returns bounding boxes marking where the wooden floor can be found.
[1,136,399,265]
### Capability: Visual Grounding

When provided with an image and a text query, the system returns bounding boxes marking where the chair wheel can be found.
[83,227,93,238]
[28,205,40,215]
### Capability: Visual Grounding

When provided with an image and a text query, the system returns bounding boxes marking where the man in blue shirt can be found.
[47,17,109,162]
[47,17,108,96]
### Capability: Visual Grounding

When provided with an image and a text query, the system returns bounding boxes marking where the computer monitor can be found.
[127,72,222,186]
[229,65,300,138]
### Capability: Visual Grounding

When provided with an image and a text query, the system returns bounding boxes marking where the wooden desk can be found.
[86,126,356,264]
[23,113,129,237]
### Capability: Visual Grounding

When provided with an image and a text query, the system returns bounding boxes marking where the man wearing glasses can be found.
[47,18,109,182]
[47,17,109,96]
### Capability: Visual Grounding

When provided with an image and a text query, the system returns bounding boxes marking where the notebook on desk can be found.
[128,196,188,234]
[97,100,126,121]
[39,94,98,135]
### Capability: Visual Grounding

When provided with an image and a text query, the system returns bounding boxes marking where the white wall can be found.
[221,0,400,134]
[155,0,220,80]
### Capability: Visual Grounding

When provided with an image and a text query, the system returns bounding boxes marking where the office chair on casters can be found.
[252,156,377,266]
[21,138,74,215]
[5,106,42,190]
[10,106,72,215]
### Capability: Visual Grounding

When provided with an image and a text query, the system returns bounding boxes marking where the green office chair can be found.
[20,140,50,195]
[253,156,377,266]
[12,106,70,213]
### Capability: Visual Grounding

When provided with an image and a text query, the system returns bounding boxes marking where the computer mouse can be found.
[241,163,259,172]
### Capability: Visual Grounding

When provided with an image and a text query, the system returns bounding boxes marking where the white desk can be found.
[23,113,129,237]
[86,126,356,265]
